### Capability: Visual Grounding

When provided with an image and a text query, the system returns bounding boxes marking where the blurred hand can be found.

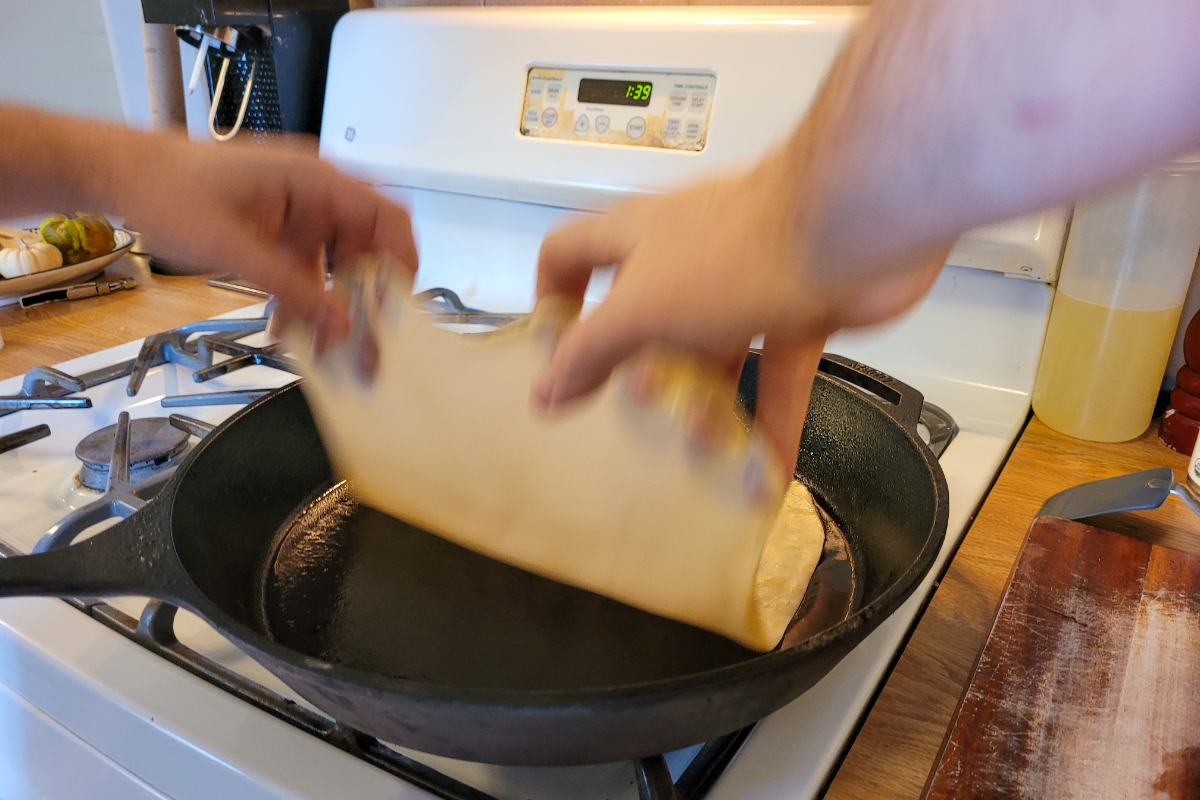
[533,151,943,469]
[114,134,418,348]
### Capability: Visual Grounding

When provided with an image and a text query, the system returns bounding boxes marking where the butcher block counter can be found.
[0,255,256,381]
[1,255,1194,797]
[827,411,1198,798]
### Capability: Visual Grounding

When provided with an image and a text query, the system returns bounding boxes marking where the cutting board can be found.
[923,516,1200,800]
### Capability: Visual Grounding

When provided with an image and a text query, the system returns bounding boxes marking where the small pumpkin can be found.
[0,238,64,279]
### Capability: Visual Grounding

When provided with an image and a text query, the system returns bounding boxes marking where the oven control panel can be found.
[519,67,715,151]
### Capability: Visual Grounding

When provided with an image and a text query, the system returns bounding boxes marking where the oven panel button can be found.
[574,114,589,134]
[689,92,708,113]
[669,90,687,112]
[523,107,540,129]
[663,117,681,139]
[541,107,558,127]
[684,119,701,140]
[595,115,610,134]
[626,116,646,139]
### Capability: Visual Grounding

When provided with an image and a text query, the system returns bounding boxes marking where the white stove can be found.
[0,7,1060,799]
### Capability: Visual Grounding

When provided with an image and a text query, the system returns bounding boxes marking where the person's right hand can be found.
[533,149,946,470]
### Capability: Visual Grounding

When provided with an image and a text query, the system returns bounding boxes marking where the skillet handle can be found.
[0,499,199,609]
[817,354,924,436]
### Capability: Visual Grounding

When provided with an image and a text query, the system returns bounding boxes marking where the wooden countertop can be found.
[826,414,1198,799]
[0,254,258,382]
[3,256,1193,795]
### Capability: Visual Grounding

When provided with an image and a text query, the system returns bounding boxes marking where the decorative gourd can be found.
[39,213,115,265]
[0,238,63,279]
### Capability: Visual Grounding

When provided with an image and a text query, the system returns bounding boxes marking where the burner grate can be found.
[0,423,51,454]
[0,317,282,417]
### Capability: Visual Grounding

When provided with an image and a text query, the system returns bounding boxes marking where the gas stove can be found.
[0,6,1064,799]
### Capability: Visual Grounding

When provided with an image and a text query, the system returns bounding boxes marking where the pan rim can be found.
[170,372,949,707]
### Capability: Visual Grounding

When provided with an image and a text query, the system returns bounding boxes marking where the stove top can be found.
[0,280,1041,800]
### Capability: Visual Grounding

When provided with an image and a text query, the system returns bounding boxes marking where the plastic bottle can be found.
[1032,156,1200,442]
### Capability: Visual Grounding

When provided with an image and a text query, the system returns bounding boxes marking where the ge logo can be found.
[345,127,356,142]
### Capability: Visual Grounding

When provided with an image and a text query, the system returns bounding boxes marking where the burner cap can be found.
[76,417,190,491]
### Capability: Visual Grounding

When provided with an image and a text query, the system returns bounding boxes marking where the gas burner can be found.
[38,412,212,554]
[75,417,190,491]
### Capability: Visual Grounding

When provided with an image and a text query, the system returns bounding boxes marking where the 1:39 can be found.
[625,84,651,101]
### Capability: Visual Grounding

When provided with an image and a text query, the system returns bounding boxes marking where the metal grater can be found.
[207,38,284,136]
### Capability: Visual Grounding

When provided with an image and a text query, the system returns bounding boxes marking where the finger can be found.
[536,210,636,301]
[269,157,418,282]
[754,336,825,473]
[718,350,750,383]
[370,195,419,275]
[531,281,658,411]
[211,230,346,343]
[324,178,419,275]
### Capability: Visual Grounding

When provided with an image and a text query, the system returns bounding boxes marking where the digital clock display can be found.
[577,78,653,107]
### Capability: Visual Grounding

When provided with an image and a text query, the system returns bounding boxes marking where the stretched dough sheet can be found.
[285,268,824,651]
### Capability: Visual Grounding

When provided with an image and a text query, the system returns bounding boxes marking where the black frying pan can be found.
[0,353,947,765]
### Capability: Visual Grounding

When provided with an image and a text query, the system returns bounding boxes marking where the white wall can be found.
[0,0,123,120]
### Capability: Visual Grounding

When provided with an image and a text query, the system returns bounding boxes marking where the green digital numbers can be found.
[625,83,651,101]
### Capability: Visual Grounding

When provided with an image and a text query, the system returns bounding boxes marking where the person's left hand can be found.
[110,133,418,349]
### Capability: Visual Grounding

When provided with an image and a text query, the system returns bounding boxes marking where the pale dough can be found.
[286,266,825,651]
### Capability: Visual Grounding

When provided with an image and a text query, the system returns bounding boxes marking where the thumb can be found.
[754,336,825,473]
[531,282,655,412]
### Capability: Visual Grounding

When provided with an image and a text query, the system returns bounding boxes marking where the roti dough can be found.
[285,265,825,651]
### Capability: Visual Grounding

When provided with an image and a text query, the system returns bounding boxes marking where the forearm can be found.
[791,0,1200,277]
[0,105,142,218]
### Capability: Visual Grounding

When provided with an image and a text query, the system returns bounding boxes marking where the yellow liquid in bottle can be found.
[1032,288,1182,442]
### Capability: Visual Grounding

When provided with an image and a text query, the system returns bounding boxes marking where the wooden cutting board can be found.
[923,516,1200,800]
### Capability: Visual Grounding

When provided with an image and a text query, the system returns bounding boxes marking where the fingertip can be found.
[535,212,626,301]
[755,337,824,472]
[316,292,351,343]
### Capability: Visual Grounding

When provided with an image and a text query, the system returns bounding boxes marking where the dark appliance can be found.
[141,0,349,138]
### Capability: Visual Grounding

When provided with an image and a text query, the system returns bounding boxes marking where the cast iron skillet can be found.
[0,353,947,766]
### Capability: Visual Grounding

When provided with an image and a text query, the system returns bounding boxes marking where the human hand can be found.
[110,133,417,349]
[533,151,944,469]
